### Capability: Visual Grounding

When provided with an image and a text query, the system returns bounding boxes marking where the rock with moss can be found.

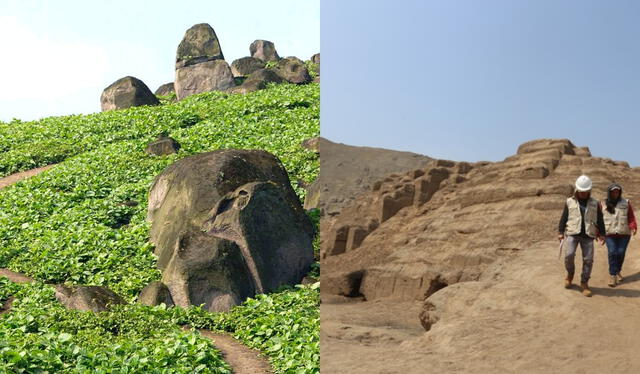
[154,82,175,96]
[230,56,266,77]
[54,285,127,312]
[227,68,283,94]
[250,40,280,62]
[175,60,235,100]
[176,23,224,69]
[138,281,175,307]
[272,57,312,84]
[145,136,181,156]
[147,149,314,312]
[311,53,320,65]
[100,76,160,111]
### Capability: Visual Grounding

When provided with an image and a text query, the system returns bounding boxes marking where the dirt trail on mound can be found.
[0,165,56,189]
[0,269,273,373]
[321,239,640,373]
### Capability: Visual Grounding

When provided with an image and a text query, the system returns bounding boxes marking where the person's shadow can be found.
[589,271,640,298]
[619,271,640,284]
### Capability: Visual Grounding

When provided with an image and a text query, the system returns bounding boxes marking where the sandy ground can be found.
[321,239,640,374]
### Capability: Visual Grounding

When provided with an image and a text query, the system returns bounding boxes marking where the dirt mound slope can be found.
[321,138,640,373]
[306,137,432,216]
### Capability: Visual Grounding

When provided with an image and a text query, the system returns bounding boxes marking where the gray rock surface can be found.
[155,82,175,96]
[231,57,266,77]
[147,149,314,311]
[250,40,280,62]
[100,76,159,111]
[272,57,311,84]
[175,60,235,100]
[54,285,126,312]
[176,23,224,69]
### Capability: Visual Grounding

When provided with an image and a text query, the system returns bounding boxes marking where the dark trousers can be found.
[605,236,631,275]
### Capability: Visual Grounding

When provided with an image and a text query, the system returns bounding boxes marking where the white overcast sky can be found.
[0,0,319,122]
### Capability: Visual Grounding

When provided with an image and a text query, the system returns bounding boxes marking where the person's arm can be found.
[628,201,637,234]
[558,203,569,238]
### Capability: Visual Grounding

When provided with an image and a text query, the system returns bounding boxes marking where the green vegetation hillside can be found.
[0,83,319,373]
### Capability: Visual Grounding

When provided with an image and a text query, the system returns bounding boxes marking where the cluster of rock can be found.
[321,139,636,303]
[100,23,319,111]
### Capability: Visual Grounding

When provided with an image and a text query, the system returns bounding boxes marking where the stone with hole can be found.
[147,149,314,312]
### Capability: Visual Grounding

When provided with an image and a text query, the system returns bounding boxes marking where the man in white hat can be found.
[557,175,606,297]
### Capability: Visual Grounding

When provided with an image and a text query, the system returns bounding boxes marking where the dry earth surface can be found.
[305,137,432,216]
[321,139,640,373]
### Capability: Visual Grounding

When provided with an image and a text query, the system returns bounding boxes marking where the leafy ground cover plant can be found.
[0,83,318,297]
[0,280,232,373]
[0,83,319,372]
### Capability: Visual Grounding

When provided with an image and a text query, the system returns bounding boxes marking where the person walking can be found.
[557,175,606,297]
[601,183,637,287]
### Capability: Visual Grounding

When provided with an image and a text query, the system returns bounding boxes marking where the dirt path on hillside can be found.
[0,268,273,373]
[0,165,55,189]
[199,330,273,374]
[321,238,640,373]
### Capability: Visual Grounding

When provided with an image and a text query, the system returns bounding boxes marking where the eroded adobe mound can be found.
[306,137,432,217]
[321,139,638,301]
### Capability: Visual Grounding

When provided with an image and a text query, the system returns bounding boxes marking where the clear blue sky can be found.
[0,0,319,122]
[321,1,640,166]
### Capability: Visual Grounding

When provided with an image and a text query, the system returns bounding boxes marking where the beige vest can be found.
[566,197,599,238]
[602,198,631,235]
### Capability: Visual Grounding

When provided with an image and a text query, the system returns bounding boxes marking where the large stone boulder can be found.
[272,57,312,84]
[100,76,160,111]
[155,82,175,96]
[175,60,235,100]
[176,23,224,69]
[54,285,126,312]
[250,40,280,62]
[231,57,266,77]
[147,149,314,312]
[228,68,284,94]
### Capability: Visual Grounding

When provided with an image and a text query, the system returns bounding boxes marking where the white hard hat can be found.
[575,175,592,192]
